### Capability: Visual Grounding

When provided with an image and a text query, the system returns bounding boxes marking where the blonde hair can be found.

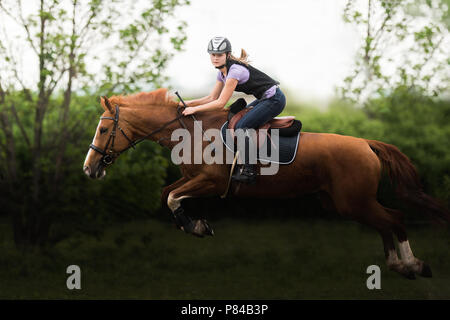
[229,48,250,66]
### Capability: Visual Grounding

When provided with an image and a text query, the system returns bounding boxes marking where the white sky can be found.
[166,0,360,104]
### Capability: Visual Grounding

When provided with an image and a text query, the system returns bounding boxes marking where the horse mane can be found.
[104,88,178,108]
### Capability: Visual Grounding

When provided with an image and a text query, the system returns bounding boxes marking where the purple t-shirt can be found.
[217,64,276,99]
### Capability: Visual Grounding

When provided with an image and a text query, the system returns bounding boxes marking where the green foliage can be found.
[0,0,190,249]
[0,0,190,94]
[364,87,450,197]
[101,142,169,218]
[0,90,170,246]
[341,0,450,103]
[284,99,385,139]
[338,0,450,203]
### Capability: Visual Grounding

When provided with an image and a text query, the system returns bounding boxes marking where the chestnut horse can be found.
[83,88,449,279]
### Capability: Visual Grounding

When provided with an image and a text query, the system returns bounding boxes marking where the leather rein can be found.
[89,103,188,166]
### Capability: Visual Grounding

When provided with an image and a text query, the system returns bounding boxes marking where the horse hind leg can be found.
[366,204,432,278]
[329,182,412,278]
[378,230,416,279]
[360,203,417,279]
[330,189,414,278]
[397,239,432,278]
[385,207,433,278]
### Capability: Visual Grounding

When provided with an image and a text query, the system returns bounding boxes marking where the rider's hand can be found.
[182,107,196,116]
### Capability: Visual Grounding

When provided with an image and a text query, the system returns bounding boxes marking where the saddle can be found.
[227,98,302,148]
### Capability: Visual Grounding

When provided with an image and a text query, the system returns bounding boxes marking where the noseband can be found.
[89,104,187,166]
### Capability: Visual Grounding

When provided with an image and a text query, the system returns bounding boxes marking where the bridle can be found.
[89,100,188,166]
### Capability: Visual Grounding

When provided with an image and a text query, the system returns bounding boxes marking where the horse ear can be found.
[101,96,114,114]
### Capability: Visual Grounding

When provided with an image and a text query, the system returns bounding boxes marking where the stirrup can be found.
[231,164,257,184]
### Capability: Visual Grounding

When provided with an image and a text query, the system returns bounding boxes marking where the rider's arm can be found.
[191,78,238,113]
[181,81,224,107]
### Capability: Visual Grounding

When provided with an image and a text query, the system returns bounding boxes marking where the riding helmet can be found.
[207,36,232,54]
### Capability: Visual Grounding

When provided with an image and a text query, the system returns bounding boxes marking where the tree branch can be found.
[77,6,99,48]
[108,30,152,94]
[0,82,5,105]
[17,0,39,55]
[417,35,444,78]
[10,102,31,147]
[0,107,17,182]
[370,9,391,54]
[46,67,69,98]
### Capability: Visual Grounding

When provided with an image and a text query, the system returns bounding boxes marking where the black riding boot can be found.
[231,131,257,184]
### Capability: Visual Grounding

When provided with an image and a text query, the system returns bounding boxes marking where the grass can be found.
[0,217,449,299]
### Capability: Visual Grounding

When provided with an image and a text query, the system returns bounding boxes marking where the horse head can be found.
[83,96,136,179]
[83,89,180,179]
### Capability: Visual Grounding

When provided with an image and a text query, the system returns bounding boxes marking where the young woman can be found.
[181,36,286,184]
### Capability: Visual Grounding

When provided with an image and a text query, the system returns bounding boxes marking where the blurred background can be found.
[0,0,449,299]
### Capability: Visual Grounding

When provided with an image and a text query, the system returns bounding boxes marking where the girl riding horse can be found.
[181,36,286,184]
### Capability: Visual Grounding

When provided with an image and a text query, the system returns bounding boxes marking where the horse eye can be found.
[100,127,108,134]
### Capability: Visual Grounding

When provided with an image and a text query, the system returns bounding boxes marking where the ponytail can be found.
[229,48,250,65]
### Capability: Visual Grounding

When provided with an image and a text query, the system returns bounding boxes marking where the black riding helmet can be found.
[207,36,232,69]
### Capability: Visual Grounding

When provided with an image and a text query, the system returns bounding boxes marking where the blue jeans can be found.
[235,87,286,130]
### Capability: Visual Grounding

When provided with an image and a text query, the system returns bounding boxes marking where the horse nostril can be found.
[83,165,90,176]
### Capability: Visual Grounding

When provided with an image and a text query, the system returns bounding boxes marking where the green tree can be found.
[0,0,189,250]
[340,0,449,102]
[339,0,450,203]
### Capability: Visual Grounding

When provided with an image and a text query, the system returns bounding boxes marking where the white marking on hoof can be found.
[398,241,415,264]
[386,249,400,267]
[398,240,424,273]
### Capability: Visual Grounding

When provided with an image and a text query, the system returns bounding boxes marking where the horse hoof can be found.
[190,219,214,238]
[420,264,432,278]
[192,232,205,238]
[202,219,214,236]
[404,271,416,280]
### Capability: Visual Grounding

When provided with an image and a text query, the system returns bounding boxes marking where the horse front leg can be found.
[167,174,218,237]
[161,176,188,210]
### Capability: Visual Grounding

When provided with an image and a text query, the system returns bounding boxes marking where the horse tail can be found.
[366,139,450,225]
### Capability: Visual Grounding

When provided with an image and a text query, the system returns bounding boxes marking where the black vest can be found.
[224,59,280,99]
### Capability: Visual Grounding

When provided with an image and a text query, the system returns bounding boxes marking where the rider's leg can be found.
[232,88,286,183]
[234,87,286,129]
[232,128,258,184]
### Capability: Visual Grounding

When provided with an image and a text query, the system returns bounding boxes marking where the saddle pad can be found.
[220,121,300,165]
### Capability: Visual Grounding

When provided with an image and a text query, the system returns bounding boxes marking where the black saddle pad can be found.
[220,121,301,165]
